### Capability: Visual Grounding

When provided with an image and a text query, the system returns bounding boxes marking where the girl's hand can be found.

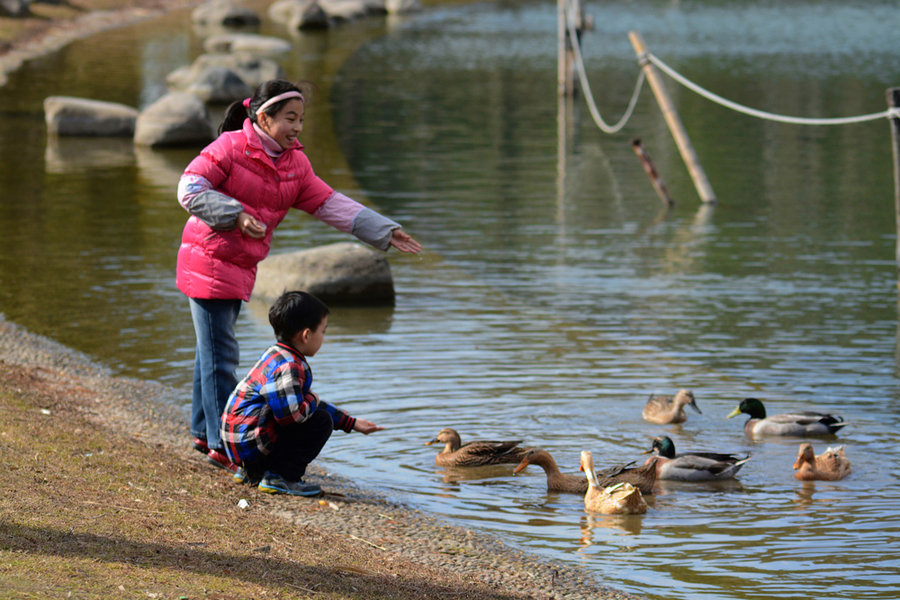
[237,211,267,239]
[389,229,422,254]
[353,419,385,435]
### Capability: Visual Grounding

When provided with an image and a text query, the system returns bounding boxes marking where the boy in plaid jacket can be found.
[221,290,383,496]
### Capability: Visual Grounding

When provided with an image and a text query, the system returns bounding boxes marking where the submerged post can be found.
[632,138,674,207]
[888,88,900,289]
[628,30,716,204]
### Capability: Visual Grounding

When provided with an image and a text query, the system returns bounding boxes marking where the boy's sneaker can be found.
[206,449,238,473]
[258,472,321,497]
[193,437,210,455]
[233,467,262,487]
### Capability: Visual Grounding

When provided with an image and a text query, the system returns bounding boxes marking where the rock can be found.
[43,96,138,137]
[253,242,395,305]
[167,52,285,92]
[319,0,380,21]
[385,0,421,14]
[268,0,311,23]
[192,0,261,27]
[133,92,214,147]
[0,0,28,18]
[289,1,330,30]
[184,66,253,104]
[202,33,292,57]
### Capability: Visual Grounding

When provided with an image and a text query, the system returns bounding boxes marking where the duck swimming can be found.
[514,448,658,495]
[581,451,647,515]
[426,428,526,467]
[792,443,851,481]
[642,389,701,424]
[643,436,749,481]
[727,397,847,437]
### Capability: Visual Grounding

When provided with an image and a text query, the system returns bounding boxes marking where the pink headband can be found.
[255,91,304,116]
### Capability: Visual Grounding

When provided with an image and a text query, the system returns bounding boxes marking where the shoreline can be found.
[0,315,635,599]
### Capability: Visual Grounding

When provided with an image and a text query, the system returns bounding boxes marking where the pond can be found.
[0,1,898,599]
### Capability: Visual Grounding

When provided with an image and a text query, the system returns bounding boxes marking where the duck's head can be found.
[644,436,676,459]
[580,450,601,487]
[675,389,702,414]
[513,448,545,474]
[426,428,461,448]
[792,443,815,470]
[727,397,766,420]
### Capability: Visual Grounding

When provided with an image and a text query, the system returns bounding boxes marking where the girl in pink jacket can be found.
[176,79,420,471]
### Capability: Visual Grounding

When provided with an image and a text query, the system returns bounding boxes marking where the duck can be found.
[792,443,851,481]
[643,436,749,481]
[727,397,847,437]
[581,451,647,515]
[426,428,526,467]
[513,448,658,495]
[642,389,701,424]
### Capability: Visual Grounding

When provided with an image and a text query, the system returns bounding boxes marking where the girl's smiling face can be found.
[259,98,304,150]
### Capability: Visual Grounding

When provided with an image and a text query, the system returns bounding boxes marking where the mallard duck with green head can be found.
[727,398,847,437]
[426,427,526,467]
[643,436,749,481]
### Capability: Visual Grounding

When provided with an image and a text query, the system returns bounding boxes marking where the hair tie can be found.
[242,97,251,109]
[255,91,304,116]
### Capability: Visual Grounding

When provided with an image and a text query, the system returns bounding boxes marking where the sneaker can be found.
[193,437,210,455]
[258,472,321,497]
[233,467,261,486]
[206,449,238,473]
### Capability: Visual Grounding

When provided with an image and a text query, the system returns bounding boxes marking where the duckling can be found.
[727,397,847,437]
[644,436,749,481]
[514,448,658,495]
[581,451,647,515]
[642,389,701,424]
[792,443,851,481]
[426,428,526,467]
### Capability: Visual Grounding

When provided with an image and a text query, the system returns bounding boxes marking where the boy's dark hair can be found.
[268,291,330,344]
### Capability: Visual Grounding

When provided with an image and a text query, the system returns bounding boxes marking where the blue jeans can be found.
[189,297,242,451]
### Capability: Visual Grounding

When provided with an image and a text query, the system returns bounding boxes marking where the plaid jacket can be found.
[221,342,356,464]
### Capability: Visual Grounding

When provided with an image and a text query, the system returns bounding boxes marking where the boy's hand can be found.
[353,419,384,435]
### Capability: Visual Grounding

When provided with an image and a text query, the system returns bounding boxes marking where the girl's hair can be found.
[218,79,311,135]
[268,290,330,344]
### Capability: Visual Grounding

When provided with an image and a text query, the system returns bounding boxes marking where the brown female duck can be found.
[581,451,647,515]
[514,448,658,495]
[792,443,851,481]
[426,427,526,467]
[642,389,701,424]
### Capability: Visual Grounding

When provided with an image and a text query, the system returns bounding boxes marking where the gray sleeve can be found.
[351,207,400,251]
[187,189,244,230]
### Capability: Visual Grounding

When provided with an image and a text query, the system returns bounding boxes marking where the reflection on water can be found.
[0,1,899,599]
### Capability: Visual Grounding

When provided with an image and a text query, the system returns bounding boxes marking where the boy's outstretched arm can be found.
[353,419,384,434]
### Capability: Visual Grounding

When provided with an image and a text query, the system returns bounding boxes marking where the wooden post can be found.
[557,0,569,96]
[628,30,716,204]
[632,138,674,207]
[888,89,900,288]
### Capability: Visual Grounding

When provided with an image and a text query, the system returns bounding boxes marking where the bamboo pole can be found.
[557,0,568,96]
[628,30,716,204]
[887,88,900,289]
[632,138,674,207]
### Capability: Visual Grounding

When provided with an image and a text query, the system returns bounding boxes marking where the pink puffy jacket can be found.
[176,120,333,301]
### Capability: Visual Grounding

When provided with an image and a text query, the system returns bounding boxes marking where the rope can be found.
[565,0,644,134]
[646,52,894,126]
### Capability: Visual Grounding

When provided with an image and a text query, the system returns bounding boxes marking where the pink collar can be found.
[252,122,285,158]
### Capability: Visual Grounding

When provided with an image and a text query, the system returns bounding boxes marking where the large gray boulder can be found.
[192,0,261,27]
[167,53,285,92]
[184,66,253,104]
[43,96,138,137]
[134,92,214,147]
[203,33,292,57]
[0,0,28,17]
[253,242,395,305]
